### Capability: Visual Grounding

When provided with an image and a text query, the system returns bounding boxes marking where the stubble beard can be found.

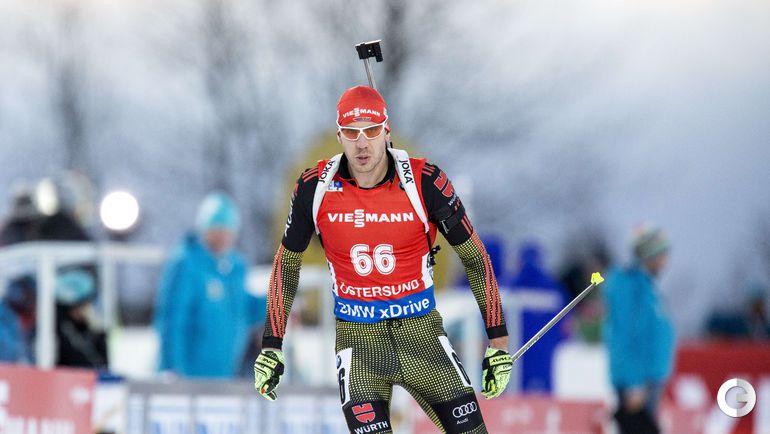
[350,143,387,174]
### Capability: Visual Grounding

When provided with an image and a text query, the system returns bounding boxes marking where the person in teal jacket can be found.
[602,224,675,434]
[154,192,265,379]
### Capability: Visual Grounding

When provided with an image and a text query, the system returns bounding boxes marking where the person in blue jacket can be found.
[0,276,36,364]
[602,223,675,434]
[154,192,264,379]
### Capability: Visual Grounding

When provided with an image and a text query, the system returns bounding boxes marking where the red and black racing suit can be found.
[264,151,507,434]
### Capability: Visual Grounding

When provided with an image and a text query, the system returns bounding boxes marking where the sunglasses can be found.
[337,119,388,141]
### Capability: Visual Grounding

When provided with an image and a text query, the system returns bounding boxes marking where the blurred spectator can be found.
[0,186,42,365]
[55,270,108,369]
[705,281,770,340]
[154,192,265,379]
[0,184,44,247]
[602,223,675,434]
[747,283,770,339]
[34,173,94,242]
[0,276,36,363]
[506,242,569,393]
[559,238,611,343]
[38,173,102,368]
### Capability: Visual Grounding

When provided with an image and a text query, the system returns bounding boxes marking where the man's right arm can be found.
[262,167,318,350]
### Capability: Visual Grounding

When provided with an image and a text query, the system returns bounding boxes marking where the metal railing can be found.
[1,242,560,392]
[0,241,165,369]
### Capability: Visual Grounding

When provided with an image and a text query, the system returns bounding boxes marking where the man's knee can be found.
[342,400,392,434]
[430,393,485,434]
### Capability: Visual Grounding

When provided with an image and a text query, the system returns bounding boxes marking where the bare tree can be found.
[17,0,610,265]
[379,0,409,101]
[46,3,95,182]
[145,0,302,261]
[196,0,274,259]
[202,2,238,192]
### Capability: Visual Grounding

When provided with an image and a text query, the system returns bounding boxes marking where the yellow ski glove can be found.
[254,350,285,401]
[481,347,512,399]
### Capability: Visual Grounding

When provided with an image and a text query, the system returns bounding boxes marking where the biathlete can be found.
[254,85,512,434]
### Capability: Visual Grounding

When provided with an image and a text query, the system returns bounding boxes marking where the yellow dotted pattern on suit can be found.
[452,234,506,331]
[264,246,302,342]
[336,310,489,434]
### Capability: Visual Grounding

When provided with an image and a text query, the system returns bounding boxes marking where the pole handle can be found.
[355,40,383,90]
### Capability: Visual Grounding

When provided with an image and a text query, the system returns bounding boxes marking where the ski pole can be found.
[511,272,605,363]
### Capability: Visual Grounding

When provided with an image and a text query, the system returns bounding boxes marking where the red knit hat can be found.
[336,86,389,128]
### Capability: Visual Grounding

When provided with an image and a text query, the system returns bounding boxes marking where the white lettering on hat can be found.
[342,108,381,118]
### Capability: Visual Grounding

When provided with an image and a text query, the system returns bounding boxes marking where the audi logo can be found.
[452,402,478,418]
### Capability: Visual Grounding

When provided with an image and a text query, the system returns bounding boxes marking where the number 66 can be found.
[350,244,395,276]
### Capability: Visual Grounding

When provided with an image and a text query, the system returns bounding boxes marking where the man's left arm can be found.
[421,162,513,398]
[421,163,507,341]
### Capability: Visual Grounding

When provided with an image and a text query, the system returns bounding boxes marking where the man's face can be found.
[644,253,669,277]
[337,121,390,175]
[204,228,235,254]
